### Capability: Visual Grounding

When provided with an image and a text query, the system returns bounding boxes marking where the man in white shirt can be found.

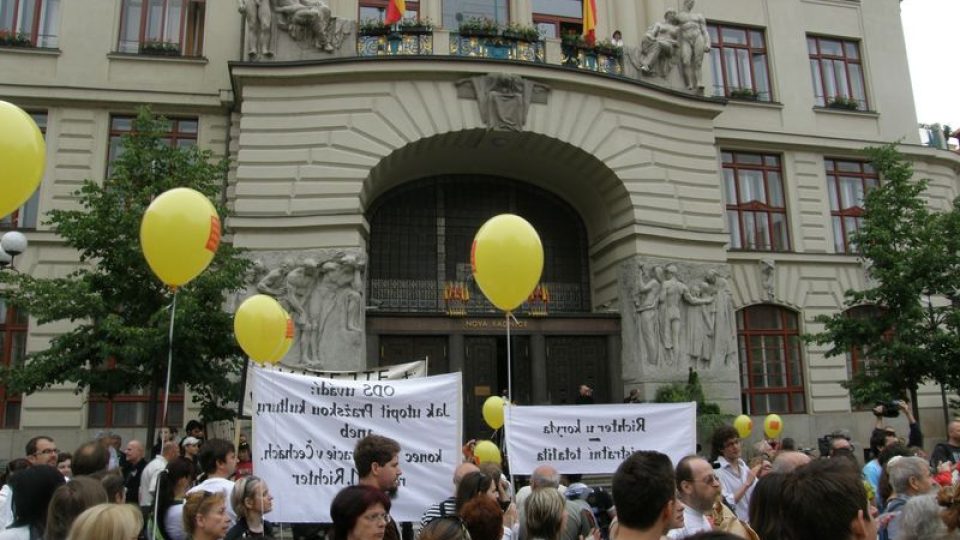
[668,456,720,538]
[140,441,179,512]
[711,426,758,522]
[186,438,238,524]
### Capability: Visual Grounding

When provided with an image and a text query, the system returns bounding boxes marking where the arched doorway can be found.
[366,175,619,440]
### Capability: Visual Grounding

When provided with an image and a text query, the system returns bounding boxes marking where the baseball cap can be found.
[182,436,200,446]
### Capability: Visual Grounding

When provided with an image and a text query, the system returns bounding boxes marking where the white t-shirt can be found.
[716,456,754,522]
[139,455,167,507]
[164,503,187,540]
[187,476,237,524]
[667,506,713,539]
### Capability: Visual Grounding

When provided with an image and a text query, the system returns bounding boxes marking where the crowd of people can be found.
[4,399,960,540]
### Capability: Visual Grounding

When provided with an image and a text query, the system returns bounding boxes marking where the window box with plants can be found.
[397,17,434,35]
[358,19,391,37]
[501,22,540,44]
[457,17,501,39]
[140,41,181,57]
[593,39,623,59]
[826,95,862,111]
[728,87,760,101]
[0,31,33,48]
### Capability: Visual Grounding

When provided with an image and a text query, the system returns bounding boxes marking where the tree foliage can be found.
[0,108,250,422]
[807,144,960,411]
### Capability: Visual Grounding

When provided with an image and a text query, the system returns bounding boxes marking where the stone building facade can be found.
[0,0,958,457]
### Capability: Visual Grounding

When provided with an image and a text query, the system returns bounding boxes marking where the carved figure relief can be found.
[625,262,737,371]
[243,251,366,369]
[675,0,711,92]
[637,10,679,78]
[456,74,550,131]
[631,1,709,93]
[759,258,776,300]
[239,0,274,59]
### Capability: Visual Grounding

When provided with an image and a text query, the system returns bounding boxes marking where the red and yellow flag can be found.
[385,0,405,25]
[583,0,597,45]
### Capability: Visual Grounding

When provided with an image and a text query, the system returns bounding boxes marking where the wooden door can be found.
[545,336,608,404]
[464,336,498,440]
[379,336,448,374]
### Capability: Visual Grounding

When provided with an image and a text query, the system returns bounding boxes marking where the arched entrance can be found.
[365,175,619,440]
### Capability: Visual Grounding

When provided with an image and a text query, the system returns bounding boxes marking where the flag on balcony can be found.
[583,0,597,45]
[385,0,405,25]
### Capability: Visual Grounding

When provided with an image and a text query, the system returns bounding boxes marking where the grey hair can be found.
[894,494,952,540]
[887,456,929,495]
[531,468,560,489]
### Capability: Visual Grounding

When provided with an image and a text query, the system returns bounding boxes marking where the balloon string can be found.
[161,290,178,427]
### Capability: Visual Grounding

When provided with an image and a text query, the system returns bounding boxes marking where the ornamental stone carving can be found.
[241,0,355,60]
[628,0,710,94]
[456,74,550,131]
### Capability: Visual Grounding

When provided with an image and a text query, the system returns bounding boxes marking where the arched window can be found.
[737,304,805,414]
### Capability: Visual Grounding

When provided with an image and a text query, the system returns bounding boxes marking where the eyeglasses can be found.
[362,512,390,524]
[697,475,720,485]
[35,448,58,456]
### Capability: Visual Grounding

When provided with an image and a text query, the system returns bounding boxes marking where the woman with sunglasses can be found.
[183,490,231,540]
[225,476,275,539]
[330,484,392,540]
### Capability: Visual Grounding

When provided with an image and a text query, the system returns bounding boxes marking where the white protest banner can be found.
[242,360,428,417]
[252,366,461,523]
[505,403,696,474]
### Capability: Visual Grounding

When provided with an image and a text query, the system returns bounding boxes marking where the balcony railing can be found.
[357,29,434,56]
[449,33,544,63]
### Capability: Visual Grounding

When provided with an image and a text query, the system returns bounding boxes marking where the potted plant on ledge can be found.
[0,30,33,48]
[140,41,181,57]
[397,17,433,35]
[729,87,760,100]
[359,18,390,37]
[458,17,500,38]
[594,38,623,58]
[826,95,861,111]
[502,22,540,43]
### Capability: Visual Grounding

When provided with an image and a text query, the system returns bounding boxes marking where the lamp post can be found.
[0,231,27,270]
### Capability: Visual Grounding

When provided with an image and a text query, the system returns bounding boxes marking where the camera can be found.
[876,400,901,418]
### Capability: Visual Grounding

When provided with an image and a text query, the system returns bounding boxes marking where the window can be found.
[0,299,27,429]
[1,111,43,230]
[825,158,877,254]
[359,0,419,22]
[107,115,198,176]
[0,0,60,47]
[88,366,183,428]
[807,35,867,110]
[532,0,581,39]
[737,305,805,414]
[707,23,771,101]
[843,305,887,382]
[117,0,205,56]
[442,0,508,31]
[722,151,790,251]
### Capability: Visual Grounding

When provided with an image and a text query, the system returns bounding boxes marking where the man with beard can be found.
[668,456,719,538]
[355,435,403,540]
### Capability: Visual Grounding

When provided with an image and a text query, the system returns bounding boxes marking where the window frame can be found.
[1,111,44,230]
[0,300,27,429]
[807,35,868,110]
[722,151,791,252]
[86,358,184,429]
[359,0,420,22]
[825,158,878,254]
[707,22,772,101]
[106,114,199,177]
[737,305,806,415]
[117,0,206,56]
[0,0,60,48]
[441,0,509,30]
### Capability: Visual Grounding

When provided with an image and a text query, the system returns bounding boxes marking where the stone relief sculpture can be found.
[675,0,711,92]
[244,251,366,370]
[637,10,679,78]
[624,261,738,371]
[759,258,776,300]
[239,0,273,59]
[272,0,353,53]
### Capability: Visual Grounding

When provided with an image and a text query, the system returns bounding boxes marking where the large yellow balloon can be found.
[471,214,544,311]
[474,440,501,465]
[764,414,784,439]
[263,315,295,365]
[140,188,221,287]
[733,415,752,439]
[482,396,505,429]
[0,101,45,220]
[234,295,289,364]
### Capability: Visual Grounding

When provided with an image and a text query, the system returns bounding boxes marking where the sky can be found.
[900,2,960,131]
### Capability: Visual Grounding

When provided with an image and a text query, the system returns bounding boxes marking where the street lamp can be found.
[0,231,27,269]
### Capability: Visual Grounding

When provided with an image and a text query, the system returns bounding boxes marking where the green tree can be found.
[807,144,960,415]
[0,108,250,438]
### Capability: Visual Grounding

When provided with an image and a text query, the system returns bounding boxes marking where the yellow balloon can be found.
[264,315,295,365]
[474,440,501,465]
[471,214,544,311]
[234,295,288,363]
[140,188,221,287]
[763,414,784,439]
[482,396,505,429]
[0,101,45,220]
[733,414,752,439]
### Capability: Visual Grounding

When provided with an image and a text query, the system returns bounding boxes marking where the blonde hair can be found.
[183,490,226,535]
[525,488,566,540]
[67,503,143,540]
[231,476,265,520]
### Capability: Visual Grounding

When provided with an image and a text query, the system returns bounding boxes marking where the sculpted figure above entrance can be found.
[233,250,366,371]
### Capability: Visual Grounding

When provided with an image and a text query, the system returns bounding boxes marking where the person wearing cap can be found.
[181,436,201,476]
